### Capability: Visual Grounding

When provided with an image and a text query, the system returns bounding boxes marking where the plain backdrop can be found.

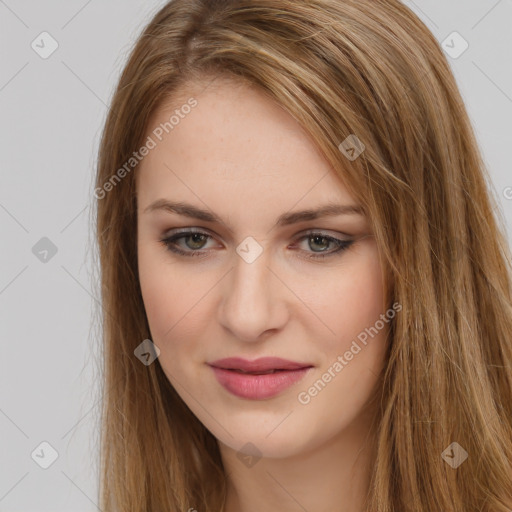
[1,1,511,510]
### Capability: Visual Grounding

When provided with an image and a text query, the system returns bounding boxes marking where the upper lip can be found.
[208,357,313,372]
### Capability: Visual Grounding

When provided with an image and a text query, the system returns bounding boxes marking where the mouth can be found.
[223,368,298,375]
[208,356,313,373]
[207,357,314,400]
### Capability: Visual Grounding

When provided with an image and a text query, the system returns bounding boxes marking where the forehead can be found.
[136,76,356,220]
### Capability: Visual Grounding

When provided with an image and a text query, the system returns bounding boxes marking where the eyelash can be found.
[159,229,355,261]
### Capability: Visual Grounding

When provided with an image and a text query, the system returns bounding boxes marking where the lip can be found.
[208,357,314,400]
[208,357,312,372]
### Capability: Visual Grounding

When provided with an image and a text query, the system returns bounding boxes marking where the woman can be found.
[94,1,512,510]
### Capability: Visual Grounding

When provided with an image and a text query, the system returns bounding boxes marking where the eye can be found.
[290,231,355,260]
[159,229,215,258]
[159,229,355,260]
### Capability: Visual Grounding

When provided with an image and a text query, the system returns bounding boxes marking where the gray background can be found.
[1,1,511,510]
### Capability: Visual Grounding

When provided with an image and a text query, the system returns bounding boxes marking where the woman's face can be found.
[136,77,390,459]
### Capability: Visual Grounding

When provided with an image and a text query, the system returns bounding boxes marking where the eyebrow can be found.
[143,199,365,228]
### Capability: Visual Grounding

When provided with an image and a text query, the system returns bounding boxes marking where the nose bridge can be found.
[230,241,272,314]
[219,239,284,341]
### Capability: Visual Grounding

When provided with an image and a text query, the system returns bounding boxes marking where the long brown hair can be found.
[93,1,512,510]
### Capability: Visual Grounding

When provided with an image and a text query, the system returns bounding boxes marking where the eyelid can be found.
[290,228,353,241]
[161,227,353,245]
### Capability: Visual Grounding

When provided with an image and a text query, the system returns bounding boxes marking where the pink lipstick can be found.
[208,357,313,400]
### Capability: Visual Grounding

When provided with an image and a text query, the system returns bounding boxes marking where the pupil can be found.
[188,234,206,249]
[310,235,328,251]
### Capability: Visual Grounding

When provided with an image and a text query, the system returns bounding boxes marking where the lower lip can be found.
[210,366,312,400]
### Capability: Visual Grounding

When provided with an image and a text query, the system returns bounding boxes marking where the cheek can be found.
[138,245,169,334]
[137,243,216,376]
[138,243,192,343]
[294,255,388,440]
[300,244,386,349]
[343,261,385,339]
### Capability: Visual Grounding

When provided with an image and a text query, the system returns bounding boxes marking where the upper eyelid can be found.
[162,227,353,242]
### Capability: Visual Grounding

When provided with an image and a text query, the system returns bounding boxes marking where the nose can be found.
[217,246,288,343]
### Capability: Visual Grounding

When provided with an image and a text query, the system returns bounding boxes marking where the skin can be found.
[136,76,390,512]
